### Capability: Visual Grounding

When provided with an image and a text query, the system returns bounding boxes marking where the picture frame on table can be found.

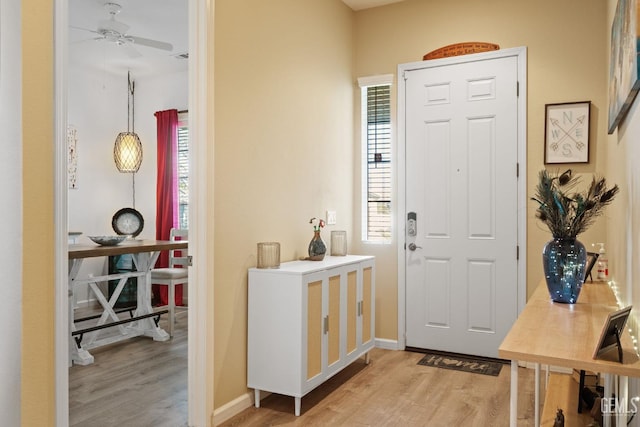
[593,305,632,363]
[585,252,599,282]
[544,101,590,164]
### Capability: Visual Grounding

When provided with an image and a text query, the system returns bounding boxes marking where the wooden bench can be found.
[541,373,593,427]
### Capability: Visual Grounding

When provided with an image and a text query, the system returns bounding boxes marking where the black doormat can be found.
[416,351,504,376]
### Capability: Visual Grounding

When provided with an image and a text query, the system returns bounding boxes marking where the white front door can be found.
[403,53,520,358]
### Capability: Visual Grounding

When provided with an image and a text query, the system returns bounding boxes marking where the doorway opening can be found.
[54,0,211,425]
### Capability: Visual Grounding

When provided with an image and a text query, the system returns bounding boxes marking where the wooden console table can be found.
[499,280,640,427]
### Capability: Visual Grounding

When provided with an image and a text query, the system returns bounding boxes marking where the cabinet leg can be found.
[295,397,301,416]
[364,352,371,365]
[254,389,260,408]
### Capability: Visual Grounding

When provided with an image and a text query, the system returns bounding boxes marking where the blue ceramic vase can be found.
[542,237,587,304]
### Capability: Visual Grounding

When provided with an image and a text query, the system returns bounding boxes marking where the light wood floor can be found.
[220,349,537,427]
[70,309,538,427]
[69,309,188,427]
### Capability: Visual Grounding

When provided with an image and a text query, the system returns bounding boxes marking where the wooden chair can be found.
[151,228,188,336]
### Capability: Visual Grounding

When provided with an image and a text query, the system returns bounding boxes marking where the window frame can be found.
[358,74,394,244]
[177,111,189,230]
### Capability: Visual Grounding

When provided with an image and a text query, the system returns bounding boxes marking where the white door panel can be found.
[405,55,519,358]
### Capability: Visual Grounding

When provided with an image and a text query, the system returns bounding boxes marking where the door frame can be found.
[396,46,528,350]
[53,1,212,425]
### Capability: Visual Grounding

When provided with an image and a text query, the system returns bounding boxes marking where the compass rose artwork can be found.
[544,101,591,164]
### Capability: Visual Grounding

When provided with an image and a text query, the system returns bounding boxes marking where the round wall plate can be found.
[112,207,144,237]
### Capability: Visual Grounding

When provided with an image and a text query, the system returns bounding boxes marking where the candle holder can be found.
[257,242,280,268]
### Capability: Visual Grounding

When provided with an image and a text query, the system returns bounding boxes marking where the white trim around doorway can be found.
[395,46,528,350]
[53,1,212,425]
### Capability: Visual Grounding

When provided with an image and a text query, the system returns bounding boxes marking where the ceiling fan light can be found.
[114,131,143,172]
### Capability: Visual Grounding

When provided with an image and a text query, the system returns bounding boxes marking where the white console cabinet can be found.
[248,255,375,416]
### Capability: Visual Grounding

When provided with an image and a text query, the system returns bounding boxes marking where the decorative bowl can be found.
[88,235,127,246]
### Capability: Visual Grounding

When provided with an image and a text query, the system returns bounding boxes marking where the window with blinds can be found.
[359,76,393,242]
[177,116,189,230]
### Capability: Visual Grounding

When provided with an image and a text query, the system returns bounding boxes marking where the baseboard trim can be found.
[212,390,272,426]
[375,338,399,350]
[212,392,253,426]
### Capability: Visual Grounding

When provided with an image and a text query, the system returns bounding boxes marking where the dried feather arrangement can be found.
[532,169,619,238]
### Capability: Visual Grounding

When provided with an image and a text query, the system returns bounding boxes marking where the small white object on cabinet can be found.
[248,255,375,416]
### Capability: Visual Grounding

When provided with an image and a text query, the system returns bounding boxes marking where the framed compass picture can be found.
[544,101,591,164]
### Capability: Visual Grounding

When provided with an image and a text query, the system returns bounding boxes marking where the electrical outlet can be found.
[326,210,337,225]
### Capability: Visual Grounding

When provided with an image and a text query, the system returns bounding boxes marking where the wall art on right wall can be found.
[608,0,640,134]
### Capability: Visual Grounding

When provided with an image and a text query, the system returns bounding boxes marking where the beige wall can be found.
[213,0,355,408]
[352,0,611,345]
[22,0,56,425]
[22,0,632,423]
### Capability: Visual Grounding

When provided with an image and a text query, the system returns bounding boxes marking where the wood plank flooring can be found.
[70,306,542,427]
[69,309,188,427]
[220,349,538,427]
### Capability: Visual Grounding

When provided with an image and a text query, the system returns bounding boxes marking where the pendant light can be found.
[112,71,144,239]
[114,71,143,174]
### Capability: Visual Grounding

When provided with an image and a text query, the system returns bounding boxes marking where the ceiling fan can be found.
[72,2,173,57]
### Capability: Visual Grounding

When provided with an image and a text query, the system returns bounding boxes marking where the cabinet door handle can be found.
[324,315,329,334]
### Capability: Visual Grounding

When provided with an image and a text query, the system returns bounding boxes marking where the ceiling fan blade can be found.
[121,43,143,58]
[70,36,103,45]
[98,18,130,35]
[129,35,173,52]
[70,25,100,35]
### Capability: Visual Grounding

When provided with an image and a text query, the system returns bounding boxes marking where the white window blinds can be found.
[177,116,189,229]
[359,75,393,242]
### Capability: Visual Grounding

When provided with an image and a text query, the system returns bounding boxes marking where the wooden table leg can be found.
[510,360,518,427]
[69,258,95,365]
[131,251,169,341]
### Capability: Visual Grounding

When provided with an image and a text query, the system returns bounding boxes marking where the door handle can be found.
[408,243,422,251]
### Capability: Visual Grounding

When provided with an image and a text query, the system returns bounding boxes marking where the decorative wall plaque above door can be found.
[423,42,499,60]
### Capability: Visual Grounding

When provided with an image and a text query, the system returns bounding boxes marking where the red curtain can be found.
[153,109,181,305]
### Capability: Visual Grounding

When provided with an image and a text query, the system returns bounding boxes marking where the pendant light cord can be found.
[128,70,137,209]
[127,71,136,132]
[132,173,136,209]
[127,71,131,132]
